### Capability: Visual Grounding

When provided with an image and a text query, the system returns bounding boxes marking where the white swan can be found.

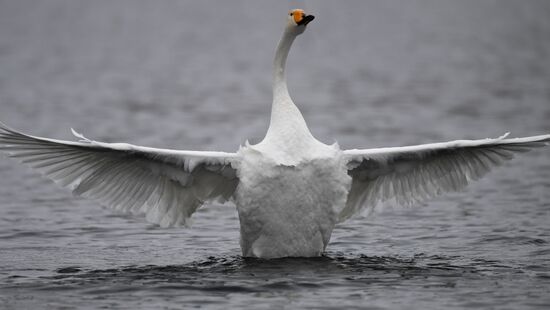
[0,9,549,258]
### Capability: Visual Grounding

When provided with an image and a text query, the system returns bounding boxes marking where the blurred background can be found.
[1,0,549,149]
[0,1,549,309]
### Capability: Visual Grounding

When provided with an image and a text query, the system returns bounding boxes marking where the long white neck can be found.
[272,29,295,101]
[262,27,315,144]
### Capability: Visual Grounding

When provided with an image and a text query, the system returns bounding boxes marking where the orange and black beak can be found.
[291,9,315,26]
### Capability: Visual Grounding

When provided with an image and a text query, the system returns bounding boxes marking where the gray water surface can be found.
[1,1,550,309]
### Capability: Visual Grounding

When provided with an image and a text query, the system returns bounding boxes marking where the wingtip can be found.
[0,121,22,136]
[0,120,13,132]
[70,128,90,142]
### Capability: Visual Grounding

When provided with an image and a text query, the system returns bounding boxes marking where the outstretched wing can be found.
[0,122,239,227]
[340,133,550,222]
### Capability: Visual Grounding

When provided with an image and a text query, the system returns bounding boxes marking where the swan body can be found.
[235,144,350,258]
[1,9,549,259]
[234,11,350,257]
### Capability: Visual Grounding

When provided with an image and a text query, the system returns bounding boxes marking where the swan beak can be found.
[297,14,315,26]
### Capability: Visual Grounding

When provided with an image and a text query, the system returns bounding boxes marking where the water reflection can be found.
[37,253,488,294]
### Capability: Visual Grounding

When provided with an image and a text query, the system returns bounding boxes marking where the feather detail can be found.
[0,122,240,227]
[341,134,550,221]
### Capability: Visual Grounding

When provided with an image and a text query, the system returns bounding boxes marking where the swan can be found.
[0,9,549,258]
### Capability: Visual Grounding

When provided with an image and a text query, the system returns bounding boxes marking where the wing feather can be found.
[341,134,550,221]
[0,122,240,227]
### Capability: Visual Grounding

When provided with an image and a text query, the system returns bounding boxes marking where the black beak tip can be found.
[298,15,315,26]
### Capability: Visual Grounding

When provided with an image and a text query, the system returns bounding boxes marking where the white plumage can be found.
[0,125,238,228]
[0,10,549,258]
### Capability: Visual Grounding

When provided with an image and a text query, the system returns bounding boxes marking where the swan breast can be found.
[233,144,351,258]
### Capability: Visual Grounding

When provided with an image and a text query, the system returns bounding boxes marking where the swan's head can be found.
[287,9,315,35]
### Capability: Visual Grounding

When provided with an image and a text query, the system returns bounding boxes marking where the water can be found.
[1,0,549,309]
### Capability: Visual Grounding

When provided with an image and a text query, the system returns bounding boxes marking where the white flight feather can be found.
[0,122,239,227]
[340,134,550,221]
